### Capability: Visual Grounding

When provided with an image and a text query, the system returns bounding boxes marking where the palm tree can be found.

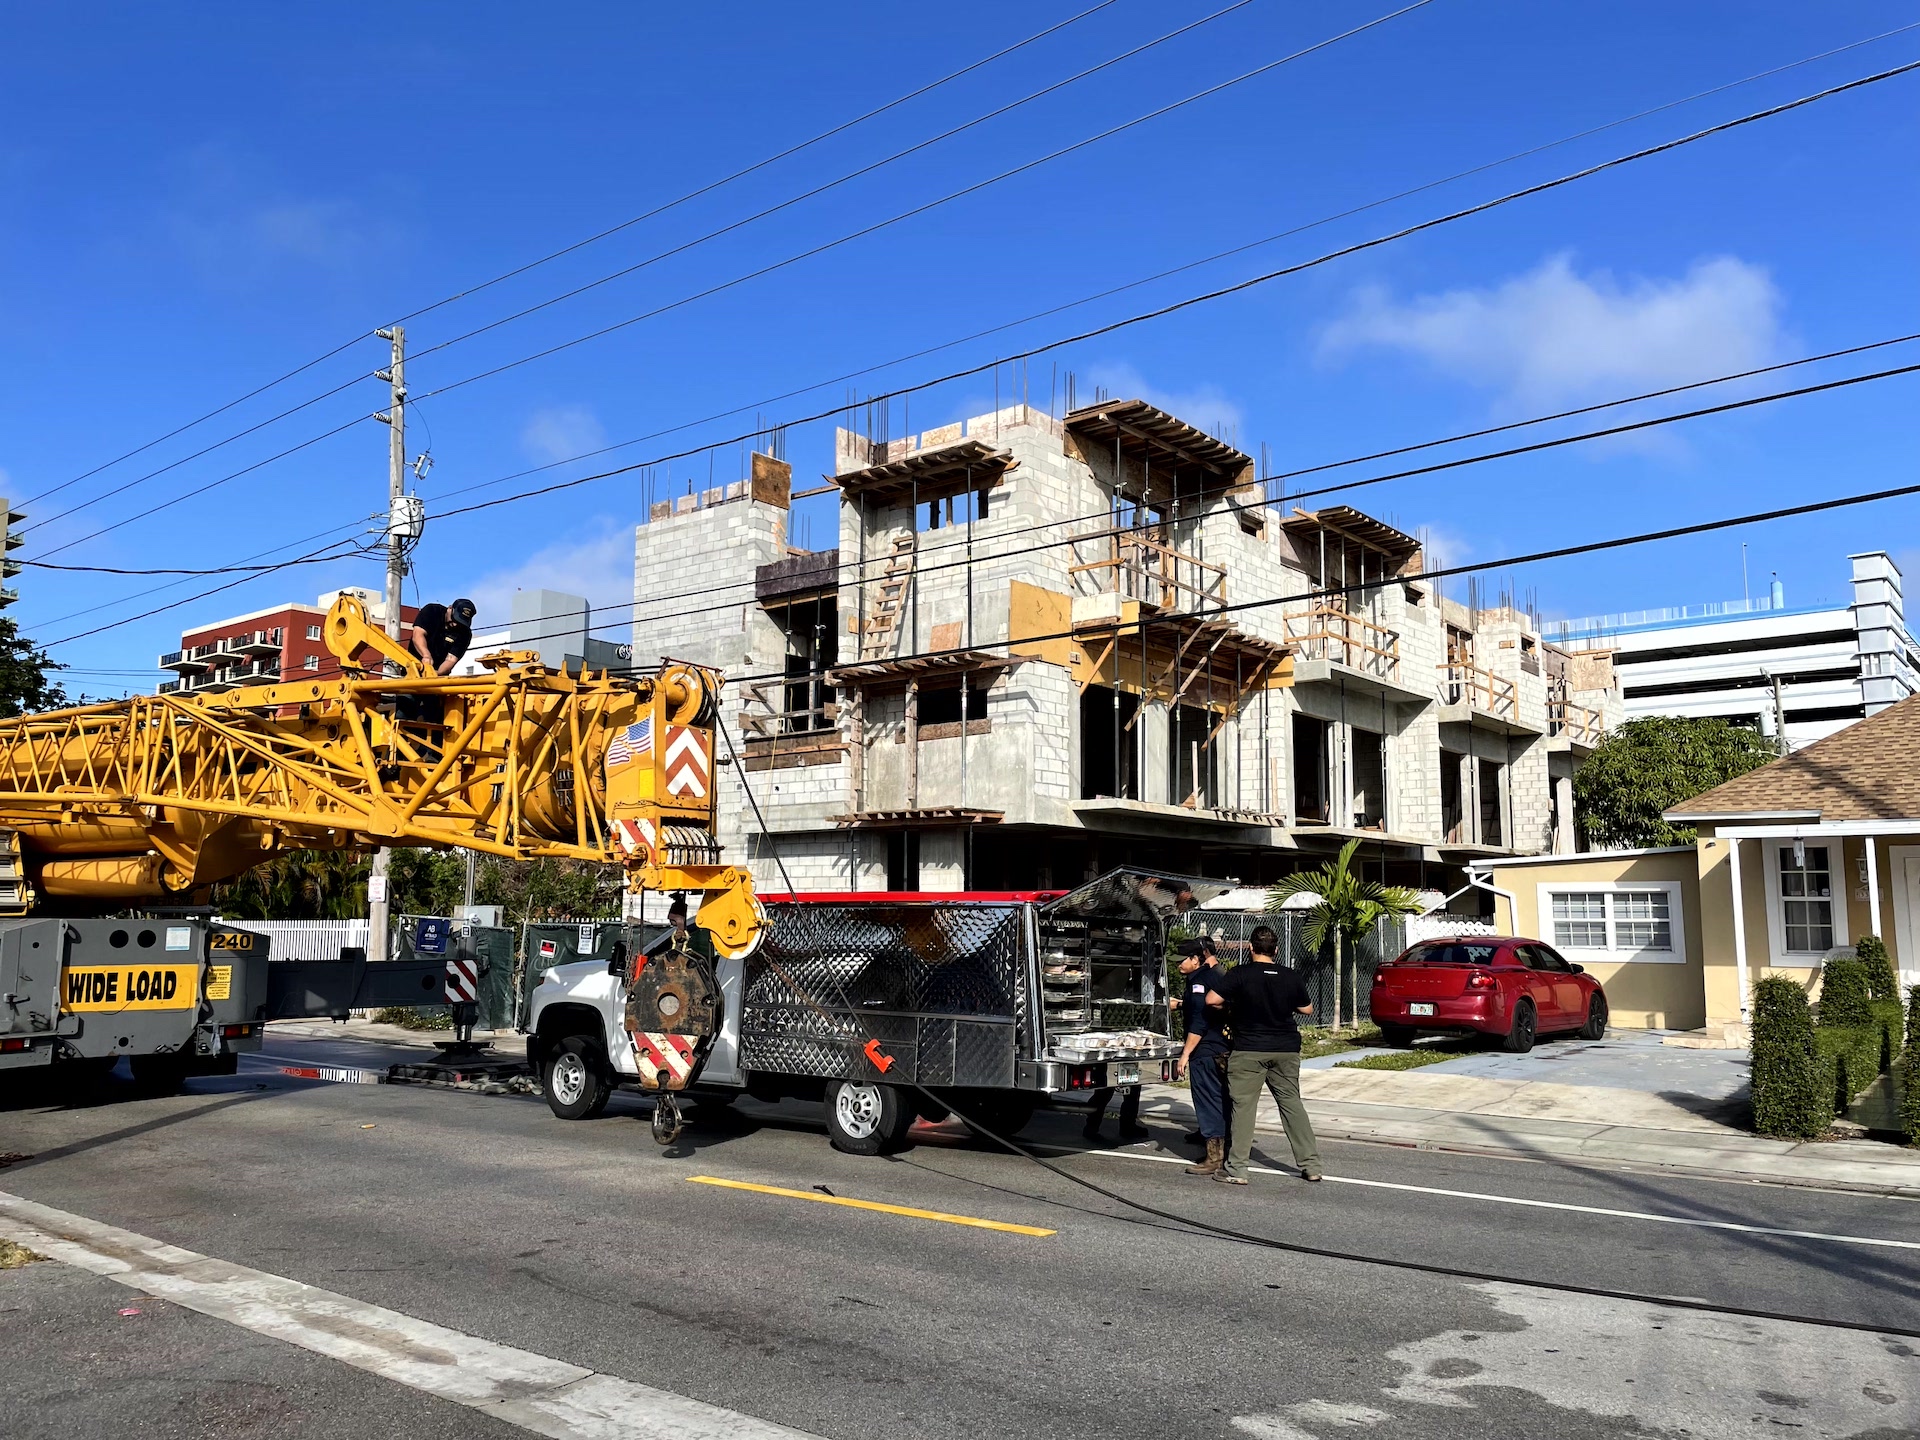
[1267,839,1424,1030]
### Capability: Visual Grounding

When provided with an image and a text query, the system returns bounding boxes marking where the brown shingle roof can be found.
[1665,693,1920,822]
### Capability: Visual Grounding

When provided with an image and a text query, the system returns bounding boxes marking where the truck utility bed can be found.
[739,869,1229,1094]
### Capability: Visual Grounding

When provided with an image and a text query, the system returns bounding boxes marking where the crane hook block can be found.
[625,945,722,1093]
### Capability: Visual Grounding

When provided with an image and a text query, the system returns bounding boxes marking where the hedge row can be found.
[1902,985,1920,1146]
[1751,976,1835,1138]
[1750,958,1910,1140]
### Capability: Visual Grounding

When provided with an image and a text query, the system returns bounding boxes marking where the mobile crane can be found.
[0,594,760,1105]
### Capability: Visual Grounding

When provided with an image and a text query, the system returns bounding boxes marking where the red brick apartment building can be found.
[157,589,418,695]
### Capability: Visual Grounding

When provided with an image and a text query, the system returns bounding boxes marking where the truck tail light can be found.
[221,1024,255,1038]
[0,1037,29,1052]
[1066,1065,1099,1090]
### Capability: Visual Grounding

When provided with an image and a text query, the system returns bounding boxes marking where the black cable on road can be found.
[717,707,1920,1344]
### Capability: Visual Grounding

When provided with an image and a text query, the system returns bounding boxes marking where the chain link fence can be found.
[1170,909,1413,1031]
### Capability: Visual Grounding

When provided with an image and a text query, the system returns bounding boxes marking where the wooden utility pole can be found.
[368,325,406,963]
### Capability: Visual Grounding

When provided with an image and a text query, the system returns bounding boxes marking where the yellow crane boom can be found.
[0,595,762,956]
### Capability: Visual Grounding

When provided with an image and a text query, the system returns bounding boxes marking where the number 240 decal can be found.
[210,932,256,951]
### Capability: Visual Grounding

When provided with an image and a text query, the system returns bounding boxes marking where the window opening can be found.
[1779,845,1834,952]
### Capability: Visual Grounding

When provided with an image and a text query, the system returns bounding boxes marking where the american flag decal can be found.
[606,718,652,769]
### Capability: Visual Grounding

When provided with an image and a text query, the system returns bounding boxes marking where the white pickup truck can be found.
[523,871,1224,1153]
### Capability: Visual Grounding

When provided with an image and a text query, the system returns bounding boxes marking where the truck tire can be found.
[543,1036,611,1120]
[824,1080,915,1156]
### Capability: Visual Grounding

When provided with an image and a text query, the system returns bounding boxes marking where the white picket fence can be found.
[1405,912,1497,944]
[218,918,370,961]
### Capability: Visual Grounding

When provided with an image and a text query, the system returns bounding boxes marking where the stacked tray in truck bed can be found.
[1047,1029,1180,1062]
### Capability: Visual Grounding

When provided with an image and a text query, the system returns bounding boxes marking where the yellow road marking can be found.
[687,1176,1055,1237]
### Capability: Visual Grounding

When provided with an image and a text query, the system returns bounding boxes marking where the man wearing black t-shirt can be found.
[408,597,477,677]
[1204,924,1322,1184]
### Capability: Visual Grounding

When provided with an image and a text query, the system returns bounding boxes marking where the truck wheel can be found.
[825,1080,914,1156]
[543,1036,611,1120]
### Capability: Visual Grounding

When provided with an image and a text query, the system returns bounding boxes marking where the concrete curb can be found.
[1137,1083,1920,1198]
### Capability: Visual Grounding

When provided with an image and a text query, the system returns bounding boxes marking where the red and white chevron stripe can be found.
[612,816,658,862]
[443,957,478,1004]
[632,1031,697,1089]
[662,725,710,799]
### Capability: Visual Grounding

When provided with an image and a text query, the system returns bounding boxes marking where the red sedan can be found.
[1368,937,1608,1053]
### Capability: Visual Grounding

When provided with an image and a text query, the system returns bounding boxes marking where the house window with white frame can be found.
[1778,844,1834,954]
[1544,885,1677,958]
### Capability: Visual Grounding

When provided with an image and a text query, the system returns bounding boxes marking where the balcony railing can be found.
[1070,526,1225,614]
[1438,662,1518,720]
[233,628,282,655]
[1549,697,1604,746]
[158,678,182,695]
[1284,604,1401,681]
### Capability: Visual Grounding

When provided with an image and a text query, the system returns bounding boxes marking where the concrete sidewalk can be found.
[1139,1067,1920,1197]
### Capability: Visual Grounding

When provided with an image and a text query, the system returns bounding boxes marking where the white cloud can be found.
[1319,253,1784,409]
[1083,363,1244,445]
[455,520,634,637]
[163,143,401,283]
[1415,522,1474,572]
[520,405,607,466]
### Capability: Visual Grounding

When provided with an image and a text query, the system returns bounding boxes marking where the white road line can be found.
[1080,1149,1920,1251]
[0,1191,820,1440]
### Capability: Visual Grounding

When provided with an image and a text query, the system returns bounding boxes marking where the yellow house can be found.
[1474,694,1920,1038]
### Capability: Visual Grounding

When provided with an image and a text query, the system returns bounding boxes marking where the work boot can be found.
[1186,1138,1224,1175]
[1081,1108,1105,1141]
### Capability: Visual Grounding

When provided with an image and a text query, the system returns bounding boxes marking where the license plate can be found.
[1111,1062,1140,1086]
[1408,1002,1436,1017]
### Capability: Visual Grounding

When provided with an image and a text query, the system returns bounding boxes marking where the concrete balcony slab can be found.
[1291,656,1433,707]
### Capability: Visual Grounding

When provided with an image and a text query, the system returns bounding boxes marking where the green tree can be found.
[476,855,620,924]
[1268,838,1423,1030]
[389,848,468,917]
[0,616,71,717]
[1574,715,1777,849]
[213,848,367,920]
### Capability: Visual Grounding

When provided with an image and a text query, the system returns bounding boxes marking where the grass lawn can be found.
[1333,1049,1462,1071]
[1297,1024,1386,1061]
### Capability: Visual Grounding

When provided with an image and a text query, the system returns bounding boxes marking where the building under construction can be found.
[632,400,1620,895]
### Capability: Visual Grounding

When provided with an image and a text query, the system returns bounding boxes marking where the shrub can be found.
[1857,935,1899,1002]
[1901,986,1920,1146]
[1750,975,1836,1138]
[1817,957,1875,1028]
[1815,1025,1882,1110]
[1869,998,1907,1071]
[370,1005,453,1031]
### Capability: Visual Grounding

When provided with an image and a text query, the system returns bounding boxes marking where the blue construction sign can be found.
[413,917,451,955]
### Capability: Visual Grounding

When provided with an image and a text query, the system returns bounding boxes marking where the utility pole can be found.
[1770,670,1789,757]
[368,325,406,964]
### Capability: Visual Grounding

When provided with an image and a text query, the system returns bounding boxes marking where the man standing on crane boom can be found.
[408,597,477,676]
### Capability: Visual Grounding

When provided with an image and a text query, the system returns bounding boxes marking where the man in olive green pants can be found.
[1205,925,1323,1184]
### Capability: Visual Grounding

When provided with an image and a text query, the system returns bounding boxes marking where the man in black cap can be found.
[408,597,477,677]
[1174,935,1231,1175]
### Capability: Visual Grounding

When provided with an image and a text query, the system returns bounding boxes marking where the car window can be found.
[1534,944,1573,972]
[1516,944,1567,972]
[1408,942,1502,966]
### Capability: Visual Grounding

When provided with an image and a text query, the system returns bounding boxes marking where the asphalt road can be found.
[2,1045,1917,1440]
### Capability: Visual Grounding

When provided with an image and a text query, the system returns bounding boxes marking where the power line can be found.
[16,1,1122,517]
[405,0,1265,366]
[448,355,1920,656]
[412,25,1920,515]
[422,57,1920,528]
[22,1,1416,567]
[410,2,1437,404]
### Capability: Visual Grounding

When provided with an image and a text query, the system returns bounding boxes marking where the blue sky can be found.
[3,1,1916,692]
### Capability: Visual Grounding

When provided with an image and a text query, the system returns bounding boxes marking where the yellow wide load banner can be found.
[61,964,200,1012]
